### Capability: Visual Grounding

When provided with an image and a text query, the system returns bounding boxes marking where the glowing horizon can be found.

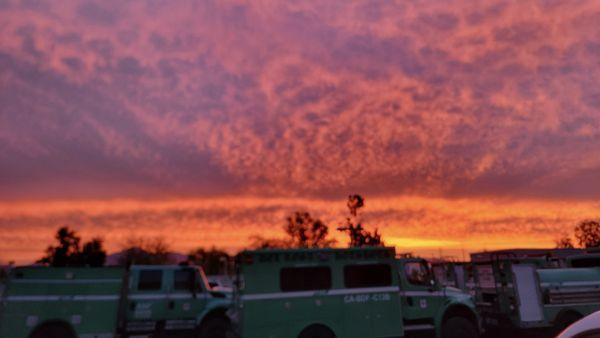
[1,195,597,264]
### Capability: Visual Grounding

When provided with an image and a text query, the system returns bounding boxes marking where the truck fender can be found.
[198,307,230,328]
[553,309,583,331]
[298,324,335,338]
[435,304,479,338]
[28,320,76,338]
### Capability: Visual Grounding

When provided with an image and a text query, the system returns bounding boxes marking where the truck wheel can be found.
[298,324,335,338]
[29,324,75,338]
[553,312,582,335]
[198,316,230,338]
[442,317,478,338]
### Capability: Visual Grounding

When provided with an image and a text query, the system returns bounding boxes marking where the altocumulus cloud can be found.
[0,0,599,199]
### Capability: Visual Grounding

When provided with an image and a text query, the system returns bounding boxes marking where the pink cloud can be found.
[0,0,598,199]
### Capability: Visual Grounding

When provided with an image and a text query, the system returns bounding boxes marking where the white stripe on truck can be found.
[404,324,435,331]
[540,281,600,288]
[241,286,398,301]
[11,279,122,284]
[5,295,120,302]
[398,291,445,297]
[4,293,204,302]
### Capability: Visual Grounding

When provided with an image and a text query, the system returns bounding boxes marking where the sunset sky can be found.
[1,0,599,264]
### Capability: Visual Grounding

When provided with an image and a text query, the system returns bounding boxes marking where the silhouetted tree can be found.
[338,221,384,247]
[188,247,231,275]
[347,194,364,217]
[38,227,106,267]
[285,211,335,248]
[118,237,171,266]
[338,194,384,247]
[80,238,107,267]
[575,220,600,248]
[555,235,575,249]
[248,211,335,249]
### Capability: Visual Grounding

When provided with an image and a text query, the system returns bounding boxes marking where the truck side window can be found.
[138,270,162,291]
[404,262,431,286]
[344,264,392,288]
[280,266,331,292]
[174,269,195,291]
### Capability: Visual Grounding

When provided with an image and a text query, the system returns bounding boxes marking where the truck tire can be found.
[29,323,75,338]
[298,324,335,338]
[442,317,478,338]
[198,316,230,338]
[553,312,582,335]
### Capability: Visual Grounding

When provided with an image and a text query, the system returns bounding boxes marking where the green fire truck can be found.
[232,247,480,338]
[471,249,600,335]
[0,265,232,338]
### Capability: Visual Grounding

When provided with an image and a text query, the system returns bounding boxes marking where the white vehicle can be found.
[557,311,600,338]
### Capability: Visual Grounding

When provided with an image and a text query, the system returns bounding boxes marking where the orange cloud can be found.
[0,196,597,264]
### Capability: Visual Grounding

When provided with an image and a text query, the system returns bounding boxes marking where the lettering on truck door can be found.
[342,263,400,338]
[128,269,168,333]
[164,267,207,331]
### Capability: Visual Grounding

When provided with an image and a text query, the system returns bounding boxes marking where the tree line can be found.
[35,194,600,272]
[36,195,384,273]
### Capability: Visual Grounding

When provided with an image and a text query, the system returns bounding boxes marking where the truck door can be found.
[128,268,169,333]
[511,264,544,324]
[341,263,403,338]
[164,267,208,331]
[341,264,376,338]
[399,261,444,325]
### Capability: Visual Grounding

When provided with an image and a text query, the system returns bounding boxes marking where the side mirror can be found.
[428,278,437,292]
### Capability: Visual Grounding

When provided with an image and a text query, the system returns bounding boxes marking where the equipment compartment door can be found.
[511,264,543,323]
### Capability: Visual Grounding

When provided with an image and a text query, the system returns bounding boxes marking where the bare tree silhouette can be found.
[249,211,335,249]
[338,194,384,247]
[555,235,575,249]
[285,211,336,248]
[575,220,600,248]
[347,194,364,217]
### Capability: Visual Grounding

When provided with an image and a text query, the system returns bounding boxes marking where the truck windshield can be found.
[404,261,432,286]
[198,267,211,290]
